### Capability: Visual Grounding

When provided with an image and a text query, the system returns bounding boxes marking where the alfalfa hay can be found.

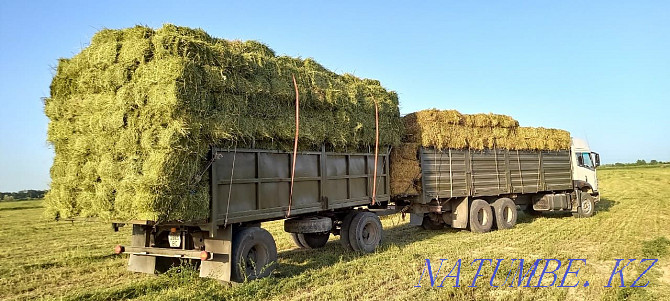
[45,24,402,222]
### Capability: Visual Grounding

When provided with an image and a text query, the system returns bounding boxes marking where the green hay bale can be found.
[390,143,422,195]
[45,24,402,222]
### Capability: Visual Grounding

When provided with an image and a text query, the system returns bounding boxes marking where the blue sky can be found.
[1,1,668,191]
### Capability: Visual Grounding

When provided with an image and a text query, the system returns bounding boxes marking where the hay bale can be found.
[390,109,570,195]
[45,24,402,222]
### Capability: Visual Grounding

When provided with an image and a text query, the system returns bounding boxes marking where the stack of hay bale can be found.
[45,24,402,222]
[390,109,571,196]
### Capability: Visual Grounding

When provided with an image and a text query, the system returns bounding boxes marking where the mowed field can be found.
[1,166,669,300]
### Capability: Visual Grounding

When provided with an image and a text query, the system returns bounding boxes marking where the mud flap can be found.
[450,197,468,229]
[128,224,155,274]
[199,225,233,282]
[409,213,423,226]
[128,254,156,274]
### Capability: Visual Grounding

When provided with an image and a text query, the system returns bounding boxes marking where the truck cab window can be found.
[580,152,594,168]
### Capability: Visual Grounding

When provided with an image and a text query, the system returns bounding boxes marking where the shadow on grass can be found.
[515,196,618,224]
[595,197,617,212]
[275,221,451,279]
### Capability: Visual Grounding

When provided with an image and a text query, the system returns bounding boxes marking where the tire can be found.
[421,215,444,230]
[231,227,277,282]
[573,194,595,218]
[492,198,517,230]
[340,211,359,251]
[284,217,332,233]
[297,232,330,249]
[290,233,305,248]
[348,212,383,253]
[469,199,493,233]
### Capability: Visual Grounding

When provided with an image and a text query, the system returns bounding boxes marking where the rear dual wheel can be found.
[340,211,383,253]
[469,199,494,233]
[492,198,517,230]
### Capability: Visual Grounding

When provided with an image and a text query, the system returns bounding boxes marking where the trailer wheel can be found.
[421,215,444,230]
[348,212,383,253]
[290,233,305,248]
[297,232,330,249]
[573,195,595,218]
[492,198,517,230]
[231,227,277,282]
[469,199,493,233]
[339,211,359,251]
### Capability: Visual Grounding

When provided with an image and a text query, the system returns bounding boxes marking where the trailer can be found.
[114,139,600,282]
[114,146,391,282]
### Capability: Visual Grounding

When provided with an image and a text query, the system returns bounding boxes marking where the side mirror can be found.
[577,155,584,166]
[593,152,600,167]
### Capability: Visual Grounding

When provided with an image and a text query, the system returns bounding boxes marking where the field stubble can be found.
[0,167,669,300]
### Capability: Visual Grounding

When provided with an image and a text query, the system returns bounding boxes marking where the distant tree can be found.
[2,195,14,202]
[636,159,647,165]
[650,160,658,165]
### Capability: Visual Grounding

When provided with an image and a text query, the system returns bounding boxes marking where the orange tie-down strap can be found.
[287,74,299,218]
[372,98,379,205]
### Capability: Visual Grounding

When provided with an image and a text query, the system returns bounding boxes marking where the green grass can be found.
[1,166,669,300]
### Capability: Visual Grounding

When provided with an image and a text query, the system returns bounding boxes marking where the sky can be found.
[0,1,668,191]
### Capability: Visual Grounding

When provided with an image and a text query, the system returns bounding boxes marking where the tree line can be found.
[602,160,669,168]
[1,190,47,201]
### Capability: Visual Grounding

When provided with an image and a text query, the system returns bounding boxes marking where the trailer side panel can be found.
[420,148,572,202]
[210,148,389,224]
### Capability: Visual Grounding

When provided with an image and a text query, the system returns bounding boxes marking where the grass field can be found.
[1,166,669,300]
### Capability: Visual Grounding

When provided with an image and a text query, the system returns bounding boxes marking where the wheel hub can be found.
[582,199,592,213]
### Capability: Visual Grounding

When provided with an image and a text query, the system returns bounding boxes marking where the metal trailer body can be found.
[405,147,597,230]
[118,146,390,282]
[209,147,390,225]
[418,148,572,202]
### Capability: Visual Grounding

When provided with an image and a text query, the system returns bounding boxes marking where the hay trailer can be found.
[399,138,601,232]
[114,146,391,282]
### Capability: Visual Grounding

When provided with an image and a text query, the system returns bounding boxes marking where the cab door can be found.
[573,151,599,192]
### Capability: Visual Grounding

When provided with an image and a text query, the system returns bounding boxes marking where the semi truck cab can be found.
[571,138,600,199]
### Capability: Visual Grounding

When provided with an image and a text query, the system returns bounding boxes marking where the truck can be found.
[113,138,600,282]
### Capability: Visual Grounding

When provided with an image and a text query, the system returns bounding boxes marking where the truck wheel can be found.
[348,212,383,253]
[290,233,305,248]
[492,198,517,230]
[297,232,330,249]
[469,199,493,233]
[231,227,277,282]
[421,215,444,230]
[339,211,359,251]
[573,195,595,218]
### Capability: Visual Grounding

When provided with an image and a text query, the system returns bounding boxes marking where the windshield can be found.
[581,152,594,168]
